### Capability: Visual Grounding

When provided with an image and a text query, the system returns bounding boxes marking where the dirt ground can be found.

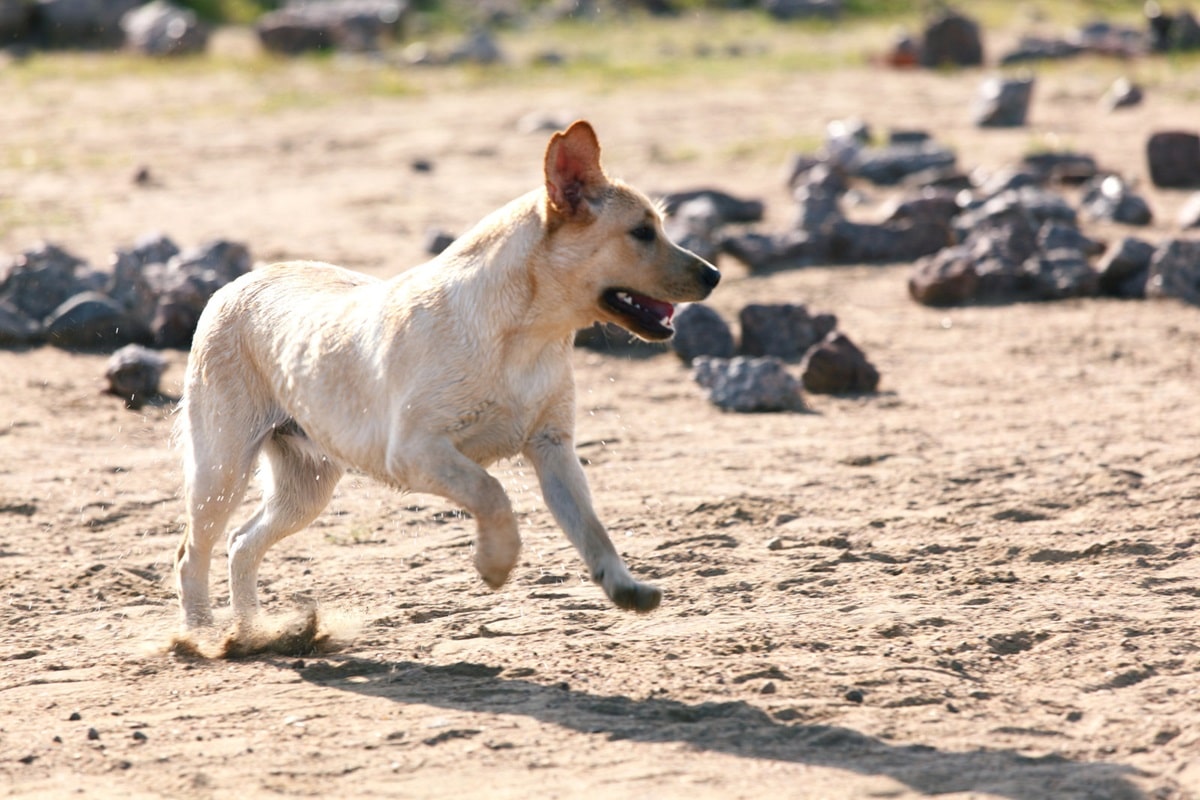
[2,23,1200,799]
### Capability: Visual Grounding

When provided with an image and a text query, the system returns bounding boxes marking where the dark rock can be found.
[256,11,333,53]
[1104,77,1143,111]
[692,356,807,413]
[0,0,31,43]
[1167,10,1200,51]
[573,323,668,357]
[1020,151,1098,185]
[0,242,97,320]
[257,0,406,54]
[1023,249,1099,300]
[0,299,41,346]
[32,0,142,48]
[1146,132,1200,188]
[974,76,1035,128]
[43,291,132,349]
[800,331,879,394]
[999,35,1082,65]
[958,187,1075,239]
[1080,175,1153,226]
[901,166,972,192]
[1097,237,1154,298]
[829,219,950,263]
[888,130,930,146]
[763,0,841,21]
[738,303,834,362]
[150,240,251,348]
[920,10,984,67]
[658,189,764,225]
[1178,193,1200,229]
[884,191,960,228]
[671,303,734,365]
[791,165,844,232]
[105,343,167,408]
[1037,222,1102,258]
[423,228,455,256]
[850,142,956,186]
[1146,239,1200,305]
[973,167,1042,197]
[908,246,979,307]
[719,231,829,273]
[120,0,207,55]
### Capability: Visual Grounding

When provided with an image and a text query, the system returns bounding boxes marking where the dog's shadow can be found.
[292,657,1145,799]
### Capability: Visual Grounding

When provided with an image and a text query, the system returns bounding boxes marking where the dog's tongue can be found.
[632,292,675,325]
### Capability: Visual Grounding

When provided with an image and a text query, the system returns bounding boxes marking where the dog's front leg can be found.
[525,431,662,612]
[390,434,521,590]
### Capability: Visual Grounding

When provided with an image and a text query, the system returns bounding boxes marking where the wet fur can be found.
[173,121,719,638]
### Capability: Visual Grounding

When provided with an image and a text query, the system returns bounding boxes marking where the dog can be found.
[173,120,720,632]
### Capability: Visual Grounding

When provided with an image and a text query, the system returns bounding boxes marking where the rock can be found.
[1080,175,1153,226]
[1020,151,1098,185]
[43,292,132,349]
[1178,193,1200,229]
[1146,239,1200,305]
[0,242,98,320]
[1146,132,1200,188]
[791,165,844,232]
[663,196,725,265]
[658,189,764,225]
[908,246,980,307]
[1022,249,1099,301]
[1097,237,1155,299]
[256,0,406,54]
[999,36,1083,65]
[828,219,949,263]
[1104,77,1143,110]
[974,76,1035,128]
[719,231,828,273]
[920,9,984,67]
[1165,10,1200,51]
[850,142,956,186]
[32,0,142,48]
[151,239,251,348]
[670,303,734,364]
[0,299,41,346]
[763,0,841,20]
[105,344,167,408]
[108,233,182,331]
[573,323,668,357]
[738,303,835,362]
[120,0,207,55]
[800,331,879,394]
[1037,222,1102,258]
[423,228,455,256]
[447,29,503,64]
[692,356,807,413]
[883,191,960,228]
[0,0,31,43]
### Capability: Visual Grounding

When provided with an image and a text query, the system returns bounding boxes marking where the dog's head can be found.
[541,121,720,342]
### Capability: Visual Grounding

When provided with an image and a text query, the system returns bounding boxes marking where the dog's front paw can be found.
[608,580,662,613]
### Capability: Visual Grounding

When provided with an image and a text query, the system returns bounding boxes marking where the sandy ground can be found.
[2,22,1200,799]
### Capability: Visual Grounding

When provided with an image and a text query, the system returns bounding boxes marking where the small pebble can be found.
[761,681,777,695]
[844,688,865,703]
[86,728,100,741]
[68,712,82,721]
[132,731,148,742]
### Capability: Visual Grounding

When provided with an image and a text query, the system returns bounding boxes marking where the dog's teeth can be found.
[617,292,632,305]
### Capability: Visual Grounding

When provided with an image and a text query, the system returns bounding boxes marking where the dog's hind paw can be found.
[609,581,662,613]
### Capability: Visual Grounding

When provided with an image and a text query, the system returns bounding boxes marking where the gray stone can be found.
[1020,151,1098,185]
[828,219,949,263]
[850,141,956,186]
[43,291,131,349]
[1037,221,1103,258]
[1023,249,1099,301]
[920,10,984,67]
[974,76,1035,128]
[257,0,406,54]
[423,228,455,256]
[692,356,806,413]
[0,0,31,42]
[447,30,503,64]
[658,189,764,225]
[800,332,879,394]
[908,246,979,307]
[999,35,1082,65]
[738,303,835,362]
[105,343,167,408]
[33,0,142,47]
[120,0,207,55]
[1097,237,1154,299]
[1146,131,1200,188]
[1146,239,1200,305]
[0,299,41,346]
[883,191,961,228]
[1104,77,1144,111]
[719,231,829,273]
[1080,175,1153,226]
[671,303,734,365]
[0,242,96,320]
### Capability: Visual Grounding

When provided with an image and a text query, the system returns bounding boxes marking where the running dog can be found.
[173,120,720,632]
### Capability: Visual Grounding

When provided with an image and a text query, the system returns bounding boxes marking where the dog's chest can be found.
[442,359,566,466]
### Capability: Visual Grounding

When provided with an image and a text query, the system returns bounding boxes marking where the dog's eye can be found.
[629,224,656,243]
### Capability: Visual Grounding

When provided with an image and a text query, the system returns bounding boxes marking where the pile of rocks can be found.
[673,302,879,412]
[0,235,251,350]
[256,0,409,55]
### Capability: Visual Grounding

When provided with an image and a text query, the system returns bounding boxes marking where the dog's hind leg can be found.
[226,429,343,624]
[525,429,661,613]
[388,434,521,590]
[175,406,259,630]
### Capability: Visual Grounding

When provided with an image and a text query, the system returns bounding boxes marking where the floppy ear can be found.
[544,120,606,219]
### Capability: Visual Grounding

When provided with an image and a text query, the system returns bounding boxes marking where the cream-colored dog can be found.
[173,121,720,631]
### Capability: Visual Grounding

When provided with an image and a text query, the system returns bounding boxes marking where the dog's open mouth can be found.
[601,288,676,341]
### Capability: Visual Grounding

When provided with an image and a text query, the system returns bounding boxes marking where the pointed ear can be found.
[544,120,606,218]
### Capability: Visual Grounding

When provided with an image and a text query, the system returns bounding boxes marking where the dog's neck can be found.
[427,189,586,346]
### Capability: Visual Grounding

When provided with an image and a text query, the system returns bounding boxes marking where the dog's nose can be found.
[698,262,721,290]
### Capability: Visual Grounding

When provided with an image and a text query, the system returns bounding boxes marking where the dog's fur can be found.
[173,121,720,632]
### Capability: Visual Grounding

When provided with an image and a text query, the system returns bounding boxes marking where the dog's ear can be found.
[544,120,605,219]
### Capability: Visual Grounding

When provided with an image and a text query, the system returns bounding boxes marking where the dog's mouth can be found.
[601,288,676,341]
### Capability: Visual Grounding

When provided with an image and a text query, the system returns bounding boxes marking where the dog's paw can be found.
[609,581,662,613]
